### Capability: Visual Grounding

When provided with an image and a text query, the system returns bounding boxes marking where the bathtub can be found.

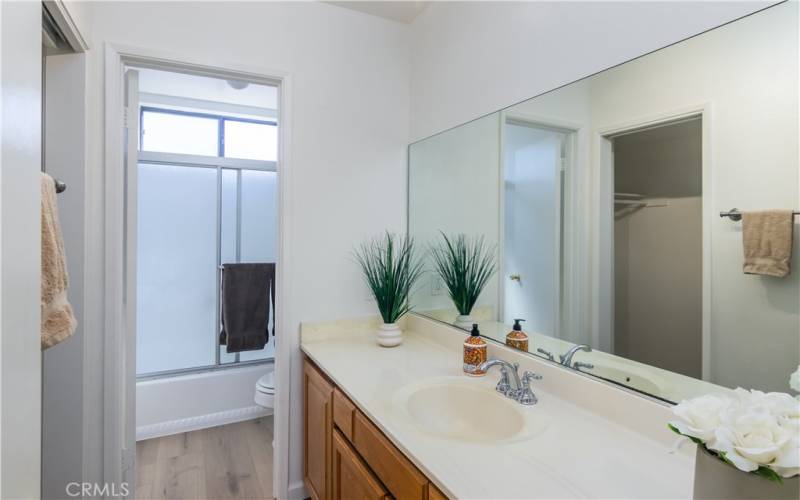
[136,362,273,440]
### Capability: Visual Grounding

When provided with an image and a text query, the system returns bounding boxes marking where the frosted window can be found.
[141,110,219,156]
[224,120,277,161]
[137,163,218,374]
[241,170,278,262]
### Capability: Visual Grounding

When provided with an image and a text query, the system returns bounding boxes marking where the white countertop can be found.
[301,315,695,499]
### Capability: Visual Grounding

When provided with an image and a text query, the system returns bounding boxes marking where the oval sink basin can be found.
[406,384,525,441]
[393,377,549,443]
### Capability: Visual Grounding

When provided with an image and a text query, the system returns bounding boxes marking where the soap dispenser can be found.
[506,318,529,352]
[463,323,487,376]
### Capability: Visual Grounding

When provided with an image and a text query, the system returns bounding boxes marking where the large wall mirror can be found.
[408,2,798,403]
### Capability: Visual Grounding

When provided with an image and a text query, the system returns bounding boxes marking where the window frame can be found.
[139,105,278,162]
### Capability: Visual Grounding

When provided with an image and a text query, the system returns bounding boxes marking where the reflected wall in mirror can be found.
[408,3,799,403]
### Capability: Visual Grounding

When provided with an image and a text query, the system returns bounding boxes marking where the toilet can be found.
[254,369,275,412]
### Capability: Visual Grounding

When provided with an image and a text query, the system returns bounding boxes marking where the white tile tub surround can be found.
[300,314,695,499]
[136,363,273,441]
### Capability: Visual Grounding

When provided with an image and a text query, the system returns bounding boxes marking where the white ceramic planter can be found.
[376,323,402,347]
[693,446,799,500]
[454,314,474,330]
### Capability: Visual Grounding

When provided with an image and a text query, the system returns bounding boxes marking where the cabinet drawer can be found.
[333,388,356,440]
[352,411,428,500]
[333,429,390,500]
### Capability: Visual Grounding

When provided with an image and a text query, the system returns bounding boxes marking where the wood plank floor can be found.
[136,417,274,500]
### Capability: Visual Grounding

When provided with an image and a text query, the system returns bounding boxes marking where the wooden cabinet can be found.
[333,430,390,500]
[429,484,448,500]
[304,360,334,500]
[352,411,429,499]
[304,358,449,500]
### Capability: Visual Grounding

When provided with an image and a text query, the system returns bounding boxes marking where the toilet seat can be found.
[254,369,275,409]
[256,371,275,394]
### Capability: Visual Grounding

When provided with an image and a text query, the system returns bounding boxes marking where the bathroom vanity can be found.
[301,315,694,499]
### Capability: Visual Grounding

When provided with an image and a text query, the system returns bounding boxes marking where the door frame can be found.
[592,103,711,380]
[498,111,581,340]
[103,43,294,498]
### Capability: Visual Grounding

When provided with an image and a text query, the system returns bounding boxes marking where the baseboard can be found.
[287,480,307,500]
[136,405,273,441]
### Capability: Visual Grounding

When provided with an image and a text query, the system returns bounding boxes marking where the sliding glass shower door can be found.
[133,69,279,377]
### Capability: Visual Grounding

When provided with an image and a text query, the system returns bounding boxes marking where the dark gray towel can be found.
[219,263,275,353]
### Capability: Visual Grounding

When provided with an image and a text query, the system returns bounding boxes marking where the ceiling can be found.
[325,1,432,24]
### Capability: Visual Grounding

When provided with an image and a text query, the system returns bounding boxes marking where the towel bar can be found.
[54,178,66,193]
[720,208,800,221]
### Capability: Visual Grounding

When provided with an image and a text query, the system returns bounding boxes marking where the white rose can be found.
[670,393,735,443]
[733,388,800,428]
[708,404,797,477]
[770,433,799,479]
[790,366,800,394]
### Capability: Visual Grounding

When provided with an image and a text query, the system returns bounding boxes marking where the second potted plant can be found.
[430,232,496,330]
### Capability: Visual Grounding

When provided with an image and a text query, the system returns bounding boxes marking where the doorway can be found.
[609,117,703,378]
[126,66,279,496]
[501,118,571,338]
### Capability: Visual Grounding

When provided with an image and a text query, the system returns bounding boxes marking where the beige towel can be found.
[742,209,794,278]
[41,173,77,349]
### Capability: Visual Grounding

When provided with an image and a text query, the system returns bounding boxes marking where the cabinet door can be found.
[304,360,334,500]
[332,430,390,500]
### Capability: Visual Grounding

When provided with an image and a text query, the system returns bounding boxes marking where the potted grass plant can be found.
[430,232,497,330]
[354,232,424,347]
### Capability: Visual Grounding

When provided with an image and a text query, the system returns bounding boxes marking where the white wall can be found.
[42,52,87,500]
[409,1,775,141]
[0,1,42,497]
[82,2,410,496]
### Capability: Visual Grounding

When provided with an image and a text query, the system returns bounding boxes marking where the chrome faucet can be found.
[478,358,542,406]
[559,344,592,367]
[479,359,521,395]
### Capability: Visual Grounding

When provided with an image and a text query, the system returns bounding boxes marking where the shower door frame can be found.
[135,100,279,378]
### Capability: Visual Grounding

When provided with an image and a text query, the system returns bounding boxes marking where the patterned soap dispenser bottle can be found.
[463,323,487,376]
[506,318,529,352]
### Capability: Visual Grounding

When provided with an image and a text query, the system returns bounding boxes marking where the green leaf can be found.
[753,466,784,485]
[667,423,704,445]
[430,233,497,316]
[353,232,424,324]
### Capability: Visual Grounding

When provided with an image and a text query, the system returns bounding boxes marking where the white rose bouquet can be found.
[669,388,799,484]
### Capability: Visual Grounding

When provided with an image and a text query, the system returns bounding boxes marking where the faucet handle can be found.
[536,348,554,361]
[518,371,542,406]
[522,371,543,386]
[573,361,595,371]
[495,367,512,395]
